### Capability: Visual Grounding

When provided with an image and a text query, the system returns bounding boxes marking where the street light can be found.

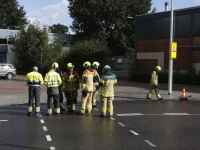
[168,0,174,95]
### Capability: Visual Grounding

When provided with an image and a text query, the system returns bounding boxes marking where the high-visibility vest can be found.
[26,71,43,86]
[44,70,62,88]
[150,71,158,85]
[81,69,94,92]
[100,74,117,97]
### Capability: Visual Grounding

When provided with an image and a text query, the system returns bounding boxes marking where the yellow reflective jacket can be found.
[99,74,117,97]
[44,70,62,88]
[62,71,80,91]
[150,71,158,85]
[26,71,43,86]
[81,69,94,92]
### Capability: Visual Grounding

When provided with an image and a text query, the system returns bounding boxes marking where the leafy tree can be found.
[0,0,28,29]
[59,39,110,73]
[48,23,69,34]
[68,0,155,55]
[11,21,49,73]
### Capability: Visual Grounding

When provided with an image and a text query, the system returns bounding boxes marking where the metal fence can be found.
[101,55,134,71]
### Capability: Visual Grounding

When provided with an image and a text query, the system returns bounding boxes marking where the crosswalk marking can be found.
[46,135,52,141]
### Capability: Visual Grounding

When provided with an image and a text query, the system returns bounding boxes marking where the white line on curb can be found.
[50,147,55,150]
[144,140,156,147]
[46,135,52,141]
[129,130,139,135]
[43,126,48,131]
[40,119,45,123]
[110,117,115,120]
[118,122,125,127]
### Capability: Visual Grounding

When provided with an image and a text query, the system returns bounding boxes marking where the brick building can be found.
[135,6,200,73]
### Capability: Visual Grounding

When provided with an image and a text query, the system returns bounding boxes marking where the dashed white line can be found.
[118,122,125,127]
[144,140,156,147]
[46,135,52,141]
[110,117,115,120]
[94,108,98,111]
[40,119,45,123]
[50,147,55,150]
[116,113,143,116]
[43,126,48,131]
[129,130,139,135]
[0,120,8,122]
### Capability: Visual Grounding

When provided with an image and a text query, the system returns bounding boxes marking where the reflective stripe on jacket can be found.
[100,74,117,97]
[81,69,94,92]
[26,71,43,86]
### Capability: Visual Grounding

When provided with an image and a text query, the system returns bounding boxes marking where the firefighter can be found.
[98,65,117,117]
[44,66,62,116]
[26,66,43,117]
[146,66,163,100]
[77,61,94,114]
[52,62,65,111]
[91,61,100,108]
[62,63,80,113]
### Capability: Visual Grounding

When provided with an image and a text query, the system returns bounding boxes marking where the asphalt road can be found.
[1,100,200,150]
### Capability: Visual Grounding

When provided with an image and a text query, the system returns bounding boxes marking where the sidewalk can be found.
[0,75,200,106]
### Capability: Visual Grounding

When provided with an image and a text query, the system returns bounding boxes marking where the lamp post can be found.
[168,0,174,95]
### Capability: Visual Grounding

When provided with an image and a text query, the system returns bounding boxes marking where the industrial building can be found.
[0,29,76,64]
[135,6,200,73]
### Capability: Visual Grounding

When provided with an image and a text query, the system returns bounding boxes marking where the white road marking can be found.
[40,119,45,123]
[50,147,55,150]
[116,113,143,116]
[144,140,156,147]
[129,130,139,135]
[94,108,98,111]
[110,117,115,120]
[46,135,52,141]
[118,122,125,127]
[43,126,48,131]
[0,120,8,122]
[115,113,200,116]
[164,113,190,115]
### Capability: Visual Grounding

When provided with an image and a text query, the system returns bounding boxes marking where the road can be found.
[1,100,200,150]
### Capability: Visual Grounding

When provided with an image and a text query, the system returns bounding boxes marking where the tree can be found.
[68,0,155,55]
[48,23,69,34]
[12,21,49,72]
[0,0,28,29]
[59,39,110,73]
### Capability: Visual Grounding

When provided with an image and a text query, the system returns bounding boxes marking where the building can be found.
[135,6,200,73]
[0,29,76,64]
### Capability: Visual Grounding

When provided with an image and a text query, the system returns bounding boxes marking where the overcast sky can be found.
[17,0,200,34]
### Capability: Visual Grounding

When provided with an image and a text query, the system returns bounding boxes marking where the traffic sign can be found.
[171,42,177,59]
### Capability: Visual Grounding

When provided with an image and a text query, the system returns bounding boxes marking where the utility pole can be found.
[168,0,174,95]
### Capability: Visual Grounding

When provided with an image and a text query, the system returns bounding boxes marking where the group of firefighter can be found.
[25,61,117,117]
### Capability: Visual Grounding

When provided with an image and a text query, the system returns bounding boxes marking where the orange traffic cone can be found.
[179,87,188,101]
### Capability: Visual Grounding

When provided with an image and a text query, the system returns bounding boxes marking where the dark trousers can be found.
[48,95,59,109]
[28,86,40,107]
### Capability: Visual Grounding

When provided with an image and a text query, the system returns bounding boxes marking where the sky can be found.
[17,0,200,34]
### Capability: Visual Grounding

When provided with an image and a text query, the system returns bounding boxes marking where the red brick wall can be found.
[137,59,157,70]
[193,36,200,63]
[137,37,190,70]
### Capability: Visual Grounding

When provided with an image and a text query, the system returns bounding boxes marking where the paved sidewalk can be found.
[0,75,200,106]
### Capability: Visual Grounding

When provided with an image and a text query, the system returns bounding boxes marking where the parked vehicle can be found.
[0,63,17,79]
